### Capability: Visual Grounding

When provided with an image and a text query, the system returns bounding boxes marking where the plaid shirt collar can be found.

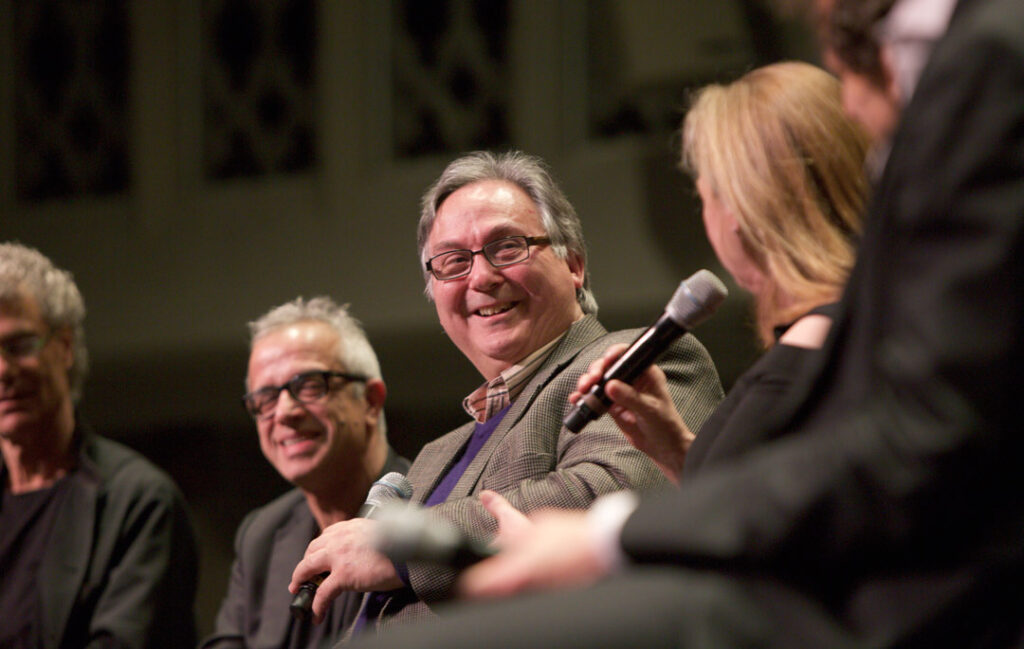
[461,334,565,423]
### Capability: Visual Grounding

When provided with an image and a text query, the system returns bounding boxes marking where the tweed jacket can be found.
[364,314,723,631]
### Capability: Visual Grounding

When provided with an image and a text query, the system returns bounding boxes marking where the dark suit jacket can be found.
[0,426,199,649]
[620,0,1024,646]
[201,450,410,649]
[367,314,723,630]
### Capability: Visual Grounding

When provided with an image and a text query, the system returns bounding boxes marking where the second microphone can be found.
[289,471,414,620]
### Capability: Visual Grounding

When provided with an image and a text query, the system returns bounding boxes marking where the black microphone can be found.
[289,472,414,620]
[564,269,727,433]
[373,504,496,570]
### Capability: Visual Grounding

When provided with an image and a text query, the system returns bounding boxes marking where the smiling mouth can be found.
[475,303,516,317]
[280,434,320,448]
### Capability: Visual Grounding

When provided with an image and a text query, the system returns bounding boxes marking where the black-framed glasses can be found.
[425,235,551,281]
[242,370,367,420]
[0,331,53,363]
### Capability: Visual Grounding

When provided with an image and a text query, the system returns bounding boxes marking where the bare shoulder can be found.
[778,314,833,350]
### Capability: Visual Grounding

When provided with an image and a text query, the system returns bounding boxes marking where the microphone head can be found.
[373,504,495,568]
[665,269,728,329]
[373,504,463,563]
[364,472,414,510]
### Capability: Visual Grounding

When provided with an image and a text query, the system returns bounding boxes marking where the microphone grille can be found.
[366,472,414,507]
[665,269,728,329]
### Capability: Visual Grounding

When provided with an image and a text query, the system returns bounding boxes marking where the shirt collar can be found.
[462,334,565,423]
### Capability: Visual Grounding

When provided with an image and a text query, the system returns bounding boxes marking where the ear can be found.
[363,378,387,428]
[566,252,585,291]
[53,327,74,371]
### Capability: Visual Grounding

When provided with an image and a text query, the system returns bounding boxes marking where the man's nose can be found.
[467,254,503,290]
[273,389,306,422]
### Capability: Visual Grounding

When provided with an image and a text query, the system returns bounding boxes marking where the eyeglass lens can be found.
[431,236,531,280]
[245,371,334,418]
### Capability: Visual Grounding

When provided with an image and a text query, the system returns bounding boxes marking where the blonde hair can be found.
[681,61,869,346]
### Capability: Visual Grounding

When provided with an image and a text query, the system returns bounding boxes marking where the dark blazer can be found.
[201,450,410,649]
[619,0,1024,646]
[0,426,199,649]
[367,314,723,629]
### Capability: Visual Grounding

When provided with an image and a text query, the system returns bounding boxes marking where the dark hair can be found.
[829,0,898,87]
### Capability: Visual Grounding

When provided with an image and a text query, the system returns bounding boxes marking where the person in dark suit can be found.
[0,242,198,649]
[286,151,724,636]
[343,0,1024,646]
[201,297,410,649]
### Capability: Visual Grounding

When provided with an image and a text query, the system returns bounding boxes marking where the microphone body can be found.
[564,269,727,433]
[289,472,414,620]
[374,504,496,570]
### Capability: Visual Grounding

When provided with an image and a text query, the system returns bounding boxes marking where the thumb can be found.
[480,490,519,522]
[480,490,532,547]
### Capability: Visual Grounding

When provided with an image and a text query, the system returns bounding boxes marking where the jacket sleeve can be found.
[620,0,1024,579]
[85,466,199,649]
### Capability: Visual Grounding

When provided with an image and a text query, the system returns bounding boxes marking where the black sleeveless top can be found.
[683,303,839,476]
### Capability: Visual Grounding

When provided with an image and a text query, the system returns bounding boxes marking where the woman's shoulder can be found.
[777,303,839,350]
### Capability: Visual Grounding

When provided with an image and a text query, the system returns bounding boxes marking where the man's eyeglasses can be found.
[242,370,367,420]
[0,332,53,363]
[425,235,551,281]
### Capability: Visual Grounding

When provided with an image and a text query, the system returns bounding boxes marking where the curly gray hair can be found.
[0,243,88,403]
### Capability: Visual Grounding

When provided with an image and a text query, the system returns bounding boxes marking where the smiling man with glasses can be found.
[287,151,724,636]
[202,296,409,649]
[0,242,198,648]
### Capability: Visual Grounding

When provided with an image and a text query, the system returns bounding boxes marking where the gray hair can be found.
[416,150,598,315]
[0,243,88,403]
[248,296,386,434]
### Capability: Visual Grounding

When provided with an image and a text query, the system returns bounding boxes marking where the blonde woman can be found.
[572,61,870,481]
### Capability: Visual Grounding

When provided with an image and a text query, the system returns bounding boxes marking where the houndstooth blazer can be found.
[363,314,723,632]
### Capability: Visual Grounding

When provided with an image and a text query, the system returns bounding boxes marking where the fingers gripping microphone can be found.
[289,472,414,620]
[564,269,728,433]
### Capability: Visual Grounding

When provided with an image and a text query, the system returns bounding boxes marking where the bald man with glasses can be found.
[202,296,409,649]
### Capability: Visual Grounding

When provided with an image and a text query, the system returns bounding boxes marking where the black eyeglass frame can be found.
[424,235,551,281]
[0,330,55,362]
[242,370,367,420]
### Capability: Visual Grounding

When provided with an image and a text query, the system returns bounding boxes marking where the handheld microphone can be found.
[289,472,414,620]
[564,269,727,433]
[373,504,496,570]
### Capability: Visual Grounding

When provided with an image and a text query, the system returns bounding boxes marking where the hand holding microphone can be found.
[289,472,413,620]
[563,269,727,434]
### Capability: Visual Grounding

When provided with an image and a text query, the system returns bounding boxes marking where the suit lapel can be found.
[407,422,475,505]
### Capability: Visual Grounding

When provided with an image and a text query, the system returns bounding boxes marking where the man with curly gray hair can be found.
[0,242,198,648]
[202,297,409,649]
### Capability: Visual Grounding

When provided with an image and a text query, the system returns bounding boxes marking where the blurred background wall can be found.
[0,0,817,635]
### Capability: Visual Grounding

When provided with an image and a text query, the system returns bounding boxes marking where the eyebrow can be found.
[430,226,529,253]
